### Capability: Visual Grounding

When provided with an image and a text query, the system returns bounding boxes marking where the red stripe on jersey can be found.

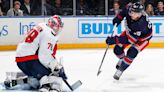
[126,5,129,9]
[16,55,38,62]
[140,41,149,51]
[136,41,149,51]
[139,32,152,41]
[126,33,137,43]
[117,14,123,20]
[115,36,119,44]
[52,44,57,58]
[124,57,132,64]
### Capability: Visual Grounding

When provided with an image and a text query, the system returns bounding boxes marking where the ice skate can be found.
[113,69,123,80]
[116,59,123,69]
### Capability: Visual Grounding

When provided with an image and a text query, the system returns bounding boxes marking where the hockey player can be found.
[106,2,152,80]
[7,15,67,92]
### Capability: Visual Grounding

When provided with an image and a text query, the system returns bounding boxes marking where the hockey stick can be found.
[59,57,82,91]
[97,24,117,76]
[63,79,82,91]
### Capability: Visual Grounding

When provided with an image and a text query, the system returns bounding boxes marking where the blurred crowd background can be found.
[0,0,164,16]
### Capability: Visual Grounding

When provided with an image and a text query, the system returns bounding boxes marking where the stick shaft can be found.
[63,79,73,91]
[97,24,117,76]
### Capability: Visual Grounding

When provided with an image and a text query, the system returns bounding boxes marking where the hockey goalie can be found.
[4,15,68,92]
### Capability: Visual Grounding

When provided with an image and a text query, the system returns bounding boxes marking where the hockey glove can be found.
[51,67,68,80]
[113,17,121,27]
[49,61,67,80]
[49,61,62,73]
[106,36,119,45]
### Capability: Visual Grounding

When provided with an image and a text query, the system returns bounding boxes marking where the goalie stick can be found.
[97,24,117,76]
[63,79,82,91]
[59,57,82,91]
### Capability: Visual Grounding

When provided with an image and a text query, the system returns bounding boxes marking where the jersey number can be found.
[146,15,152,29]
[25,29,39,43]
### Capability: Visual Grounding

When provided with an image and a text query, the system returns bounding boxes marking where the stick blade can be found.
[97,70,101,76]
[71,80,82,91]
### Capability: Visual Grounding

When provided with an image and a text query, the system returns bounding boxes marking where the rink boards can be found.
[0,16,164,50]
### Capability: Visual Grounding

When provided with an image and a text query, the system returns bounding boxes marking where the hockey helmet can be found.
[129,2,144,13]
[48,15,64,34]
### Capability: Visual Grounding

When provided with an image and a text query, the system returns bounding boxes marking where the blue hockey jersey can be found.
[113,4,152,42]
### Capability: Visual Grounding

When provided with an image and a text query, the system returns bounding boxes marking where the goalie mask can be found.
[48,15,64,35]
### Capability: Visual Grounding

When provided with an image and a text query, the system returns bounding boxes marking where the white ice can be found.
[0,48,164,92]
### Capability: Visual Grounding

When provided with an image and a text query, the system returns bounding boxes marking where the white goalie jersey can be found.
[16,23,59,69]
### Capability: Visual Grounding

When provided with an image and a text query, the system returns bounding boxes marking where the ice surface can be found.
[0,48,164,92]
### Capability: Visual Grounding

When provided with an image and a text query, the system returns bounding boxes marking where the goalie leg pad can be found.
[4,72,40,90]
[39,75,62,92]
[27,77,40,89]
